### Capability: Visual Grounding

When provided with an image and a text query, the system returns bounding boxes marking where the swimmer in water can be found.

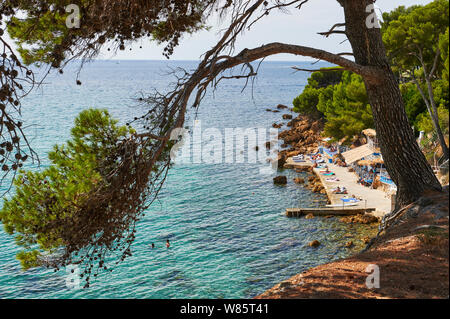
[151,243,155,249]
[166,239,170,248]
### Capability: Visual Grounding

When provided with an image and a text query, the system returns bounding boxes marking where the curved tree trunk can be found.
[413,74,450,162]
[425,76,450,161]
[339,0,442,208]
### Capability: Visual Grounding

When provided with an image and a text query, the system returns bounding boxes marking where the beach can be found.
[285,157,392,217]
[256,188,449,299]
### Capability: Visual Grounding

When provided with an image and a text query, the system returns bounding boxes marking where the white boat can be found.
[325,202,359,208]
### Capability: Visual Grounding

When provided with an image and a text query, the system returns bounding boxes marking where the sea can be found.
[0,60,376,298]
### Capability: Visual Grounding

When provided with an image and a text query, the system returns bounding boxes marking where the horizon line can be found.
[81,58,332,63]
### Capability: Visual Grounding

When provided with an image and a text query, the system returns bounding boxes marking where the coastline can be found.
[285,158,391,217]
[255,188,449,299]
[263,110,449,299]
[273,111,390,218]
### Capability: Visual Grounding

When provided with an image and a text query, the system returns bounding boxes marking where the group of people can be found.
[357,171,376,187]
[151,240,171,249]
[309,153,325,165]
[356,165,379,188]
[328,146,337,153]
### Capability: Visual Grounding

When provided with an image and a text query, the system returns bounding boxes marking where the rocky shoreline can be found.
[255,189,449,299]
[263,105,449,299]
[276,113,324,169]
[268,107,328,197]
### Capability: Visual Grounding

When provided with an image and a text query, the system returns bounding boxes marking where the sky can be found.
[4,0,435,62]
[103,0,434,61]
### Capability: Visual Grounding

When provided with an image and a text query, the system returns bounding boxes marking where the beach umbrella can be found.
[370,158,384,165]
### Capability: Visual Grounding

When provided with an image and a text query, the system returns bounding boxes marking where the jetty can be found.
[286,207,376,217]
[284,158,391,218]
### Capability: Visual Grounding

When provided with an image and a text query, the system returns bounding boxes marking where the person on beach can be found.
[166,239,170,248]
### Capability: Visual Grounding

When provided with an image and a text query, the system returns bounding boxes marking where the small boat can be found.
[341,198,361,203]
[326,202,359,208]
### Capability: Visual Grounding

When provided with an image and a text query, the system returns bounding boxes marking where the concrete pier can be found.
[286,207,376,218]
[284,157,392,218]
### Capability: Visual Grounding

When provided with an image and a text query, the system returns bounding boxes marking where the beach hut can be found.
[342,144,375,165]
[362,129,379,150]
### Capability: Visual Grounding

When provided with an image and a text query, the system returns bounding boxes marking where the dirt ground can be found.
[256,189,449,299]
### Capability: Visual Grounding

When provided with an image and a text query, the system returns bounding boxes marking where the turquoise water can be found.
[0,60,375,298]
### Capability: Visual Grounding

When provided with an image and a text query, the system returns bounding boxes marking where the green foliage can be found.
[417,106,449,134]
[305,68,344,88]
[0,109,134,270]
[431,79,450,109]
[402,78,448,135]
[404,78,449,130]
[439,28,449,81]
[381,5,419,29]
[400,82,428,127]
[293,69,373,143]
[294,1,450,144]
[7,2,71,66]
[292,68,343,117]
[316,72,373,142]
[382,0,449,75]
[293,87,322,117]
[4,0,214,66]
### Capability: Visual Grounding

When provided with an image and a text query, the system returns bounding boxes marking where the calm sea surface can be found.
[0,60,375,298]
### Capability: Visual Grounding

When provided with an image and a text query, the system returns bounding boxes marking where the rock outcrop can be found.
[256,190,449,299]
[273,176,288,185]
[340,214,380,225]
[278,115,324,161]
[272,123,283,129]
[309,240,321,248]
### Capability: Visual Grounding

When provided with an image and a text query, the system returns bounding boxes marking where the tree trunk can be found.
[412,74,449,161]
[339,0,442,209]
[425,75,450,161]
